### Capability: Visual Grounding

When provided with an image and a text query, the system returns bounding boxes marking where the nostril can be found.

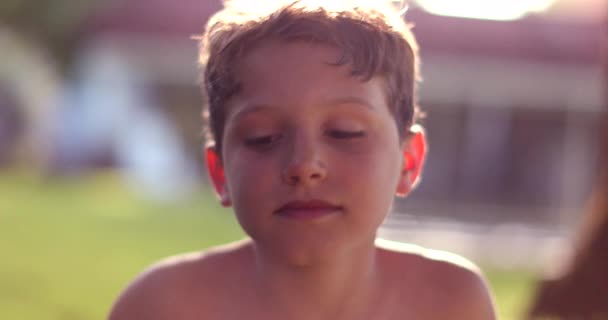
[282,157,327,185]
[310,172,322,179]
[286,170,322,185]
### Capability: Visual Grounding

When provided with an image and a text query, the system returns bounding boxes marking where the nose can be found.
[281,134,327,186]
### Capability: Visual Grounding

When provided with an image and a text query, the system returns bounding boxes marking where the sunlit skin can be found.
[109,41,496,320]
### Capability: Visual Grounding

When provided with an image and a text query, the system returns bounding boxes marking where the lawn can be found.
[0,170,536,319]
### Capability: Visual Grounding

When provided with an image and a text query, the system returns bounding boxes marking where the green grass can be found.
[486,268,537,319]
[0,170,535,319]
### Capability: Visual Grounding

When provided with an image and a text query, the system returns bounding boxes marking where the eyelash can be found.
[327,130,366,139]
[244,134,282,147]
[243,130,365,148]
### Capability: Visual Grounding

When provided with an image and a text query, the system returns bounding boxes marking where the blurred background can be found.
[0,0,606,319]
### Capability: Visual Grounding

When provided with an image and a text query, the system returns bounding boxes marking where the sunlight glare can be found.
[414,0,556,21]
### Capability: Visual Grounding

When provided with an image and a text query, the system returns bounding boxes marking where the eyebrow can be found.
[230,96,376,121]
[322,97,377,112]
[230,104,276,122]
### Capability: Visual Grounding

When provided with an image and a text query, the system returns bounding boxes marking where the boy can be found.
[109,1,497,319]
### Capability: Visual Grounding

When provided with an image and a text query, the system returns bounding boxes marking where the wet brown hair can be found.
[196,0,421,152]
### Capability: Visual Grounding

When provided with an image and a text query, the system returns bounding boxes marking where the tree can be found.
[0,0,102,73]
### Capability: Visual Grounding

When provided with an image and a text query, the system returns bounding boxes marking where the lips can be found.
[275,199,342,219]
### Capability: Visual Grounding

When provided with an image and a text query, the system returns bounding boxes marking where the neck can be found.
[252,239,382,319]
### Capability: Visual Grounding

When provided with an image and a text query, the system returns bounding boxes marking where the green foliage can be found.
[0,0,100,36]
[0,0,107,72]
[0,170,534,320]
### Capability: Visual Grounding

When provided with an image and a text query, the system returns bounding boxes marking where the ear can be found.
[205,146,232,207]
[396,125,427,197]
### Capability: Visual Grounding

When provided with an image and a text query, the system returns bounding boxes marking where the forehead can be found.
[229,41,388,113]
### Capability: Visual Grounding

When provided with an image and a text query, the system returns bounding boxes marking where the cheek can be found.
[346,145,401,182]
[338,152,399,234]
[335,149,401,206]
[225,151,277,202]
[224,155,275,233]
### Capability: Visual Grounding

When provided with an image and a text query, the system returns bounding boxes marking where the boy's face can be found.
[206,41,425,265]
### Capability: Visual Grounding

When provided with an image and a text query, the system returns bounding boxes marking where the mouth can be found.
[274,199,342,220]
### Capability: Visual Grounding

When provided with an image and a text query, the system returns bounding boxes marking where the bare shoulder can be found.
[376,238,497,320]
[108,240,252,320]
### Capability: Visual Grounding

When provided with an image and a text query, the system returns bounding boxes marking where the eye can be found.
[244,134,282,148]
[327,130,366,139]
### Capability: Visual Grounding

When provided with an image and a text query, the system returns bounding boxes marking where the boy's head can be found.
[197,0,421,154]
[197,1,426,262]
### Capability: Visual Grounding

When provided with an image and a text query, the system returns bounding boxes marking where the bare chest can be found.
[172,289,442,320]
